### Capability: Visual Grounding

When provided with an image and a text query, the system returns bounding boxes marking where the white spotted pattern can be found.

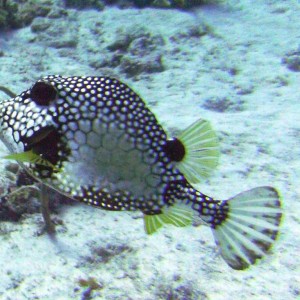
[0,75,221,219]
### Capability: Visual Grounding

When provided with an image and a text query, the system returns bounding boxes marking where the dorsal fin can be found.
[176,119,220,183]
[144,204,194,234]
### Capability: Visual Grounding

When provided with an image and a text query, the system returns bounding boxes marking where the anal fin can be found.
[144,204,194,234]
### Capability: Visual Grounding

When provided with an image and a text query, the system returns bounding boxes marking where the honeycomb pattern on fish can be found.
[0,75,282,270]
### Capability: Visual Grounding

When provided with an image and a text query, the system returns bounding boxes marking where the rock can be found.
[4,185,40,216]
[31,17,51,32]
[202,96,245,112]
[5,163,19,174]
[128,33,164,56]
[82,243,134,266]
[282,45,300,72]
[0,1,18,29]
[0,0,67,29]
[18,1,52,25]
[234,82,254,95]
[64,0,105,11]
[120,53,164,77]
[31,17,78,48]
[48,7,68,19]
[108,28,166,77]
[107,33,132,52]
[170,23,211,42]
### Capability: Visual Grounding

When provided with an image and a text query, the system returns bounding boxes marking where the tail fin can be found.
[212,187,282,270]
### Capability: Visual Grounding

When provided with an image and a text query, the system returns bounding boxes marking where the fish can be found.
[0,75,282,270]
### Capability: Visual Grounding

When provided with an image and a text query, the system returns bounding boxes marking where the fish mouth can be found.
[22,125,70,176]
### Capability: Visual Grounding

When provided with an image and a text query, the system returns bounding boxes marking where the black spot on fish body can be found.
[164,138,185,162]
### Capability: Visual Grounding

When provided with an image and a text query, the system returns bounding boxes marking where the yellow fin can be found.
[3,150,59,171]
[144,214,164,235]
[144,204,194,235]
[176,119,220,183]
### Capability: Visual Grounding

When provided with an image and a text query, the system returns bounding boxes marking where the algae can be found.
[0,0,54,29]
[0,0,17,28]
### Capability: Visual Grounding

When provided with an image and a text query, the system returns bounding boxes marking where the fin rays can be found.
[176,119,220,183]
[215,226,253,266]
[224,222,266,257]
[144,204,193,235]
[230,206,280,214]
[213,186,282,270]
[229,214,279,231]
[144,215,164,234]
[227,219,275,244]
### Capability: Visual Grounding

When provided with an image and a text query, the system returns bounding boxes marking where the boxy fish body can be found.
[0,75,282,270]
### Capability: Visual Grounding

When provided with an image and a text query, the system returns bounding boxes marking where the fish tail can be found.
[191,186,282,270]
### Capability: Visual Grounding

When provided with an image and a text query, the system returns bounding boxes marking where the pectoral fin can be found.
[3,150,59,171]
[176,119,220,183]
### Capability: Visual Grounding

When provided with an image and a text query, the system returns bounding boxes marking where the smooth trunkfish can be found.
[0,75,282,270]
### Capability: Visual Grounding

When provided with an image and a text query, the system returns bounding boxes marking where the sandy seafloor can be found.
[0,0,299,299]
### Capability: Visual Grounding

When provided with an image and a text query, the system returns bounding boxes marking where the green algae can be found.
[0,0,18,28]
[0,0,54,29]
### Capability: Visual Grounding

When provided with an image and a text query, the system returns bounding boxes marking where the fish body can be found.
[0,75,282,270]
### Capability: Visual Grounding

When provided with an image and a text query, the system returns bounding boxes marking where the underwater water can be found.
[0,0,299,299]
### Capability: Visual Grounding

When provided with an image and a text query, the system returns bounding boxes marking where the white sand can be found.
[0,1,299,299]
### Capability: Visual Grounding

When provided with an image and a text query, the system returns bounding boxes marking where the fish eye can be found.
[30,81,57,106]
